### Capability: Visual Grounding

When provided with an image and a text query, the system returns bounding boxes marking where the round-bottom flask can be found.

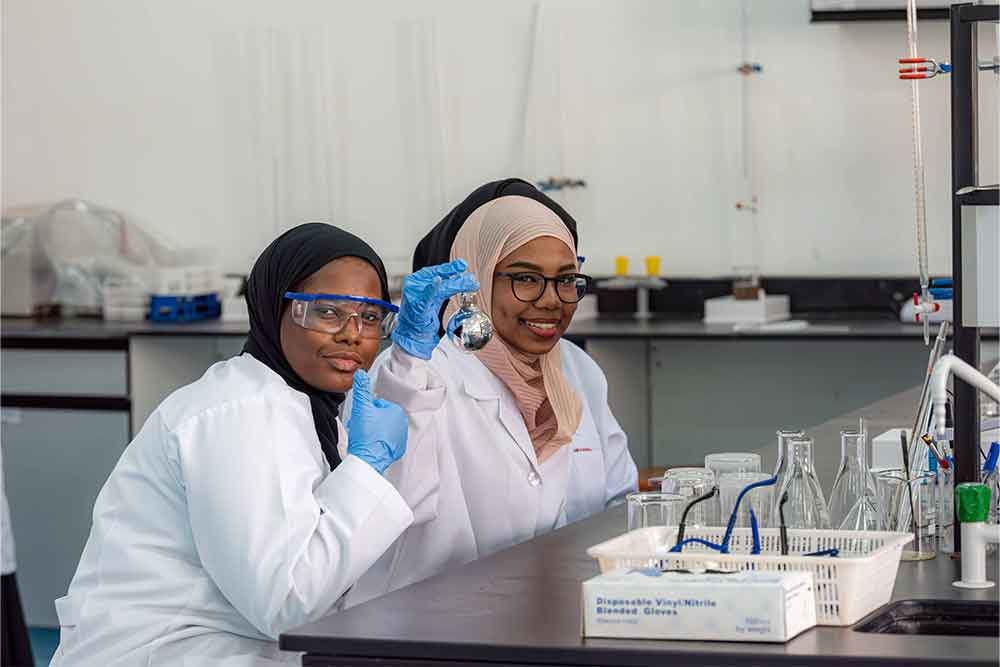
[447,293,493,352]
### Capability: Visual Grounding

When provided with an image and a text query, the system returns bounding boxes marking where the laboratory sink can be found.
[854,599,999,637]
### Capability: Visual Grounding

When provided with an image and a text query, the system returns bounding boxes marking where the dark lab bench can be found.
[282,381,1000,666]
[281,505,999,666]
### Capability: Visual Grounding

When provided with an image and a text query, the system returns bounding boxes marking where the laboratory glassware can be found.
[936,455,955,554]
[772,428,805,504]
[719,472,773,529]
[705,452,761,477]
[879,469,937,561]
[828,429,884,531]
[903,323,950,484]
[774,437,831,530]
[626,492,685,531]
[661,468,719,527]
[446,293,493,352]
[903,0,933,345]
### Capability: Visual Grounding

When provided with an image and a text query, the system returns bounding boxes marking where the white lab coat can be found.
[348,338,637,605]
[51,354,413,667]
[1,444,15,576]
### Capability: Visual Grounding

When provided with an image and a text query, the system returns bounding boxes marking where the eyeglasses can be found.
[494,272,592,304]
[284,292,399,339]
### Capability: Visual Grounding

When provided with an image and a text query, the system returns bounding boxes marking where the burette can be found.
[903,0,933,345]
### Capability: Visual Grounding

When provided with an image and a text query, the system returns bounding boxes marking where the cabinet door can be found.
[1,349,127,396]
[2,407,129,627]
[649,339,928,475]
[129,336,245,435]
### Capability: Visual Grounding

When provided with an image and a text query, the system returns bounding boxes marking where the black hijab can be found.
[411,178,580,272]
[243,222,391,471]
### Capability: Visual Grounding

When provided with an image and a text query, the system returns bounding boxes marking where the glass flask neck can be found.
[459,292,477,309]
[789,438,816,469]
[774,429,805,475]
[840,429,867,471]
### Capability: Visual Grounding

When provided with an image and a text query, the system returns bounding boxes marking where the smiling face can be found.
[490,236,579,356]
[279,256,383,393]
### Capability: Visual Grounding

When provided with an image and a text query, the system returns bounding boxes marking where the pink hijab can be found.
[447,195,583,463]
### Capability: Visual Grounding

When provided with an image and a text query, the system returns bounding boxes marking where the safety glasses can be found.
[284,292,399,340]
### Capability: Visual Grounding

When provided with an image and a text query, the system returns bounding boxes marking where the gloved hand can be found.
[391,259,479,360]
[346,370,407,475]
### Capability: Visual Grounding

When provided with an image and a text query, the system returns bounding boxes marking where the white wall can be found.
[2,0,997,277]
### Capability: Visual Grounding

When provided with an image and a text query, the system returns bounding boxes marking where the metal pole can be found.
[950,3,985,553]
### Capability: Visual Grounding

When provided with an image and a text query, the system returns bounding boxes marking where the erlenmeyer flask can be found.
[772,429,803,483]
[775,437,831,529]
[768,429,804,527]
[828,429,884,531]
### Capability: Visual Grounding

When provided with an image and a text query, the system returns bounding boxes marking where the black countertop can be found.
[567,316,932,339]
[0,317,252,347]
[2,315,965,346]
[282,381,1000,666]
[282,506,998,666]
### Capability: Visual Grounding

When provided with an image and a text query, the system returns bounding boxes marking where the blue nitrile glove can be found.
[346,370,407,475]
[391,259,479,360]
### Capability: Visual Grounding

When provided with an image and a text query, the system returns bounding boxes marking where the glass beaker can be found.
[879,470,937,561]
[773,437,831,529]
[937,457,955,554]
[705,452,762,477]
[828,429,884,531]
[626,492,685,531]
[719,472,773,529]
[661,468,719,527]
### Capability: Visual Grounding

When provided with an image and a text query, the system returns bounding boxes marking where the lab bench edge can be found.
[281,505,998,667]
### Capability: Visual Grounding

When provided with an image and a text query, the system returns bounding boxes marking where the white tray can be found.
[587,526,913,626]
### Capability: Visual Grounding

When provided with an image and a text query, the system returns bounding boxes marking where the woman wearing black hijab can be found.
[52,224,414,667]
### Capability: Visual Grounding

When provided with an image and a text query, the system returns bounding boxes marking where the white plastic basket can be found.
[587,526,913,626]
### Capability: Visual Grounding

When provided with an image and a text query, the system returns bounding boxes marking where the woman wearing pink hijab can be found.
[349,192,637,604]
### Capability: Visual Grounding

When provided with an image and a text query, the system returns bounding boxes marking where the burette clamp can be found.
[899,58,952,80]
[912,292,940,322]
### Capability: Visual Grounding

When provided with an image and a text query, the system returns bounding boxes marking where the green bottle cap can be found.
[955,483,992,523]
